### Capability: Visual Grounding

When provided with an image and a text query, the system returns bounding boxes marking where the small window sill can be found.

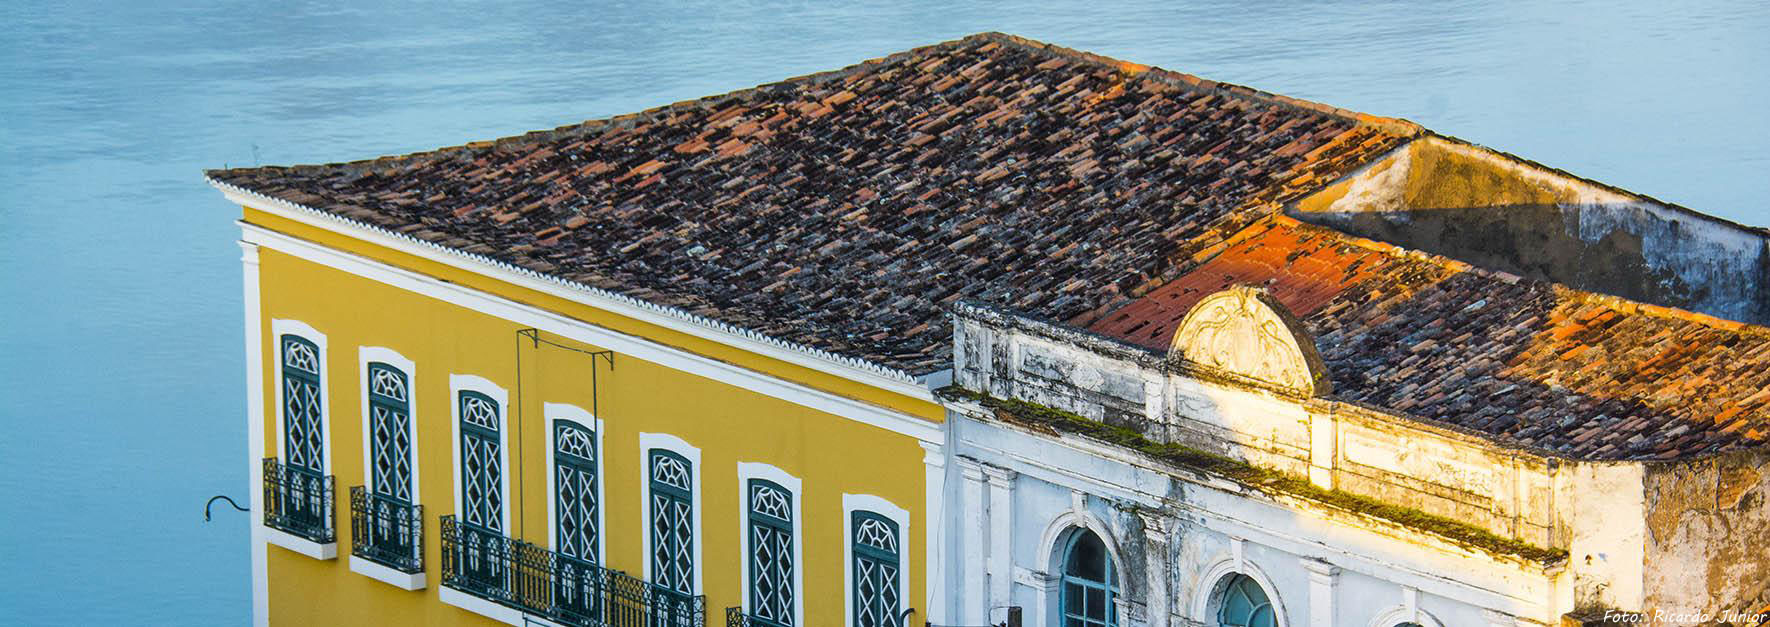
[439,587,566,627]
[349,556,425,590]
[264,526,336,560]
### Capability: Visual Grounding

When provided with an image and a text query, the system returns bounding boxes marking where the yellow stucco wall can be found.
[254,225,934,625]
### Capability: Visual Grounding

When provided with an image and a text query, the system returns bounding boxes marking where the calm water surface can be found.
[1,1,1766,623]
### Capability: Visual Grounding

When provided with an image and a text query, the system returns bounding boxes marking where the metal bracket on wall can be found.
[513,327,616,538]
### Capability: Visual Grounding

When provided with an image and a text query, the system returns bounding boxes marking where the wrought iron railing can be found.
[262,457,334,544]
[441,515,705,627]
[724,608,754,627]
[350,486,423,573]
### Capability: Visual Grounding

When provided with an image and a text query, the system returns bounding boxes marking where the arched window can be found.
[458,390,503,536]
[280,334,326,527]
[1060,529,1117,627]
[649,449,694,596]
[748,479,796,627]
[364,361,415,559]
[367,363,412,503]
[1215,574,1276,627]
[554,418,599,616]
[851,512,900,627]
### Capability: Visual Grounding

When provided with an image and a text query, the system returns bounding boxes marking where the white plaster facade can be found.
[931,298,1769,626]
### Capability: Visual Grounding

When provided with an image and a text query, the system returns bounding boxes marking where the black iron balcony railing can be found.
[350,486,423,573]
[724,608,755,627]
[262,457,335,544]
[441,515,705,627]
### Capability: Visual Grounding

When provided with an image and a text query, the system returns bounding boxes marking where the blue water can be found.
[2,1,1766,623]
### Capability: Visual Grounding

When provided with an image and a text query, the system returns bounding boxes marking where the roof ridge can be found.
[206,32,1422,179]
[1263,213,1770,337]
[971,32,1421,135]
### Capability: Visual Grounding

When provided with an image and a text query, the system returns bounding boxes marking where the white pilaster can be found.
[921,441,948,625]
[240,240,269,627]
[958,458,988,626]
[1301,558,1339,627]
[1138,512,1174,627]
[983,464,1015,624]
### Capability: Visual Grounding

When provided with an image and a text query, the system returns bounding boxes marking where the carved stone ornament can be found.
[1168,285,1331,395]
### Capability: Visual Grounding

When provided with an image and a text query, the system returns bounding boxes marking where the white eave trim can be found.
[210,178,935,402]
[239,222,943,445]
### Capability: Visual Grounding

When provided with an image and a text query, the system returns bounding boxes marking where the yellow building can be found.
[223,197,946,626]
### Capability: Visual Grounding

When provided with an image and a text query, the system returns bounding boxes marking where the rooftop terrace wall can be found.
[1292,136,1770,326]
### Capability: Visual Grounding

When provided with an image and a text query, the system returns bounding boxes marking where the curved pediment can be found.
[1168,286,1331,395]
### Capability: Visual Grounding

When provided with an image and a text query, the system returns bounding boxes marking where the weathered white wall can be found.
[950,409,1562,626]
[953,303,1562,545]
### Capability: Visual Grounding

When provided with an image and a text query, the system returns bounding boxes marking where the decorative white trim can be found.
[270,318,331,475]
[1301,557,1340,627]
[239,222,941,445]
[1036,505,1130,595]
[265,526,337,560]
[919,440,947,626]
[349,555,426,590]
[956,459,988,626]
[1191,551,1292,627]
[842,494,912,627]
[240,240,269,627]
[638,432,704,595]
[449,374,512,535]
[215,181,932,397]
[1370,600,1446,627]
[982,465,1015,625]
[358,347,420,505]
[737,462,805,627]
[544,402,607,565]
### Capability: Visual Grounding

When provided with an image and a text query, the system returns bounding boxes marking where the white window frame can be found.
[842,494,911,627]
[639,432,703,595]
[357,347,421,505]
[448,374,511,535]
[544,402,606,562]
[271,319,331,475]
[350,346,425,589]
[737,462,805,627]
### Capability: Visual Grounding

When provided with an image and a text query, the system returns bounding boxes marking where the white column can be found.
[1301,558,1338,627]
[1138,512,1174,627]
[983,464,1015,624]
[958,458,988,626]
[241,240,269,627]
[921,441,948,626]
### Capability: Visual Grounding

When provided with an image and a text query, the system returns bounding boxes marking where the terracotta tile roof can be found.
[209,32,1416,375]
[1086,216,1770,460]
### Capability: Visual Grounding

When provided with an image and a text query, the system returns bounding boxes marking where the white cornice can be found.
[209,178,936,401]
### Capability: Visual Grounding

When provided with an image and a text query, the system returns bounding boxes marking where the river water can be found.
[1,1,1765,623]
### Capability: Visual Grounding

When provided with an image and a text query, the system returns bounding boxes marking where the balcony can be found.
[262,457,336,559]
[349,486,425,589]
[440,515,705,627]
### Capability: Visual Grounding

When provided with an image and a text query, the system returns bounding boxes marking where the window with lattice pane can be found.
[748,479,795,627]
[554,419,598,564]
[648,449,694,595]
[1061,529,1118,627]
[367,363,412,503]
[458,391,502,534]
[851,511,900,627]
[1215,574,1275,627]
[281,335,324,475]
